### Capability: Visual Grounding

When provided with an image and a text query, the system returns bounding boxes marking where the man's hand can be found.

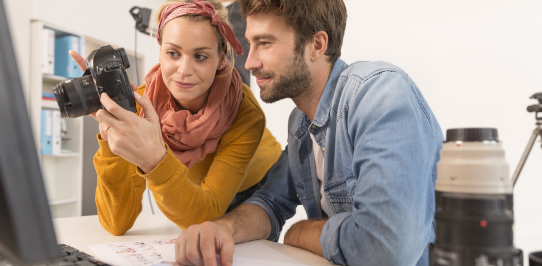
[176,221,235,266]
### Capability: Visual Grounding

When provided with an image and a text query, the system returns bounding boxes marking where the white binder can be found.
[52,110,62,155]
[42,28,55,74]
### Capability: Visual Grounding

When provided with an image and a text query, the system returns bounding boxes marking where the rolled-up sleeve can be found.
[244,147,301,241]
[320,68,441,265]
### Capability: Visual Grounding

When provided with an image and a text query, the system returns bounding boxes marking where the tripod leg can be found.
[512,128,541,186]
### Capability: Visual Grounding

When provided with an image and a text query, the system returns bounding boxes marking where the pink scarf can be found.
[139,0,244,168]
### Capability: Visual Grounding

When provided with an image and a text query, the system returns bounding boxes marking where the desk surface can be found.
[53,213,330,266]
[55,214,542,265]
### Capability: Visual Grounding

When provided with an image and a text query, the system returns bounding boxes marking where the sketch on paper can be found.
[105,239,176,266]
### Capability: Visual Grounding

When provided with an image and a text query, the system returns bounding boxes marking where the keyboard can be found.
[32,244,111,266]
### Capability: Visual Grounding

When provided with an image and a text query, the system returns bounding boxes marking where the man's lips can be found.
[255,77,271,86]
[174,81,196,89]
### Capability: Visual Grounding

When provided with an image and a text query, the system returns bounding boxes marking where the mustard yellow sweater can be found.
[94,84,282,235]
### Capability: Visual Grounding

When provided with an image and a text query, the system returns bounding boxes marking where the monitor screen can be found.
[0,0,61,264]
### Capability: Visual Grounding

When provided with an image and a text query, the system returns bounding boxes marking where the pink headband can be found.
[158,0,244,55]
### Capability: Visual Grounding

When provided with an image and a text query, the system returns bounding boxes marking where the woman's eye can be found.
[195,54,208,61]
[167,51,178,57]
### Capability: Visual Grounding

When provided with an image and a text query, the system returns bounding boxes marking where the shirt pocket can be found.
[324,178,353,214]
[294,182,307,204]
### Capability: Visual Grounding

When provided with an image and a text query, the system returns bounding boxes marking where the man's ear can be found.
[310,31,329,61]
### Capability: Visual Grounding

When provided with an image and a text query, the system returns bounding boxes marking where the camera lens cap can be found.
[446,128,499,142]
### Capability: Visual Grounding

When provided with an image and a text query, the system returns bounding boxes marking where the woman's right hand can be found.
[69,50,112,140]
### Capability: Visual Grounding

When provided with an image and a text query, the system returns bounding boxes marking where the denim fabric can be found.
[226,175,268,213]
[244,58,444,266]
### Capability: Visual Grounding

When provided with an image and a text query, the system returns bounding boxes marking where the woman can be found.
[72,0,281,235]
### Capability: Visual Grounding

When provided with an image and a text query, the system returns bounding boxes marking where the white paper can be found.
[90,239,307,266]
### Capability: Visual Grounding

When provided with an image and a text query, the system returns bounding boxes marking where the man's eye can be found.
[260,42,271,47]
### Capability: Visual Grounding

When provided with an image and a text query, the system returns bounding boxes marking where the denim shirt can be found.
[245,58,444,266]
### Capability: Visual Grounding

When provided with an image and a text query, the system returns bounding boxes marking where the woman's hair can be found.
[156,0,235,76]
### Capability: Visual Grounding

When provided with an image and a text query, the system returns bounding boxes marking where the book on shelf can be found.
[42,92,56,101]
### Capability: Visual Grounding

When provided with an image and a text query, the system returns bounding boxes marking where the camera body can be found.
[53,45,137,118]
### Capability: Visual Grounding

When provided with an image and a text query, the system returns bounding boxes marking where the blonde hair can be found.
[156,0,235,77]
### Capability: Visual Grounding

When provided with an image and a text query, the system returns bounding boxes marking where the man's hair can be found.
[240,0,347,63]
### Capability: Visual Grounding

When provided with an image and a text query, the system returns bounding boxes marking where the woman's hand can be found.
[96,92,166,173]
[68,50,165,173]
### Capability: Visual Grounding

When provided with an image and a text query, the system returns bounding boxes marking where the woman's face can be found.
[160,17,225,113]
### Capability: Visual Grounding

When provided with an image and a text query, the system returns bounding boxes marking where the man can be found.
[175,0,444,265]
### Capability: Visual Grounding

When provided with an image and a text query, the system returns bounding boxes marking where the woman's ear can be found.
[219,52,228,70]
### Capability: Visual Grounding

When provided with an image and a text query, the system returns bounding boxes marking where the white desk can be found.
[53,213,330,266]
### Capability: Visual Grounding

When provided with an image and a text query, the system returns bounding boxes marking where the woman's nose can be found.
[177,57,193,77]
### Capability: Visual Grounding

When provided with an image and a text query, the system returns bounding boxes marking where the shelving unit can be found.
[29,20,145,218]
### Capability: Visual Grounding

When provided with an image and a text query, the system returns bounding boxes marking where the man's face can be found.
[245,9,312,103]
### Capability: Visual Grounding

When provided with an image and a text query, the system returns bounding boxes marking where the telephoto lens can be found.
[430,128,523,266]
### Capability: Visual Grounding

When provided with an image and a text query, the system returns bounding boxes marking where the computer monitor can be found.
[0,0,62,264]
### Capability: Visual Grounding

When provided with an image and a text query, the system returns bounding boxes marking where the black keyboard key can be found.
[75,260,97,266]
[63,255,79,262]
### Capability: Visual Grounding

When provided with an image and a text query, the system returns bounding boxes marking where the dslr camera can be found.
[53,45,137,118]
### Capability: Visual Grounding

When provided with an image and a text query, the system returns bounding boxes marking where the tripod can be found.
[512,92,542,186]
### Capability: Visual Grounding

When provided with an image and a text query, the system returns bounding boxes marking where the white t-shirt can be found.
[221,1,234,7]
[310,133,328,215]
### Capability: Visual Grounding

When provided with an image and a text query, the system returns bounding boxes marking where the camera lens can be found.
[53,75,101,118]
[430,128,523,266]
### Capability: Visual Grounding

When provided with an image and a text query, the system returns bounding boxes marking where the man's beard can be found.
[252,51,312,104]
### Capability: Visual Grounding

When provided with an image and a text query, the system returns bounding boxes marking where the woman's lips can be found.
[255,77,271,86]
[174,81,196,89]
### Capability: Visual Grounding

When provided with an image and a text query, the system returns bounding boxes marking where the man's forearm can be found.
[284,219,328,256]
[215,203,272,243]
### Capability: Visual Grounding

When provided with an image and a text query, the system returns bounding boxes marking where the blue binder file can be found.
[40,109,52,155]
[54,35,83,78]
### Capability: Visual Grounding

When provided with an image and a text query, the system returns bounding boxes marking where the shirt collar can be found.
[311,58,348,127]
[293,58,349,138]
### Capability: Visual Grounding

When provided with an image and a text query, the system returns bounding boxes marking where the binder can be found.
[80,38,87,58]
[40,109,52,155]
[42,28,55,75]
[54,35,83,78]
[52,110,62,155]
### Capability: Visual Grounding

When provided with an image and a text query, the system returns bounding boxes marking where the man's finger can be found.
[133,92,159,122]
[185,227,203,266]
[100,93,133,121]
[68,50,86,71]
[218,239,235,266]
[200,225,218,266]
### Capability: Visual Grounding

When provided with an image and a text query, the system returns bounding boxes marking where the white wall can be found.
[7,0,542,249]
[256,0,542,244]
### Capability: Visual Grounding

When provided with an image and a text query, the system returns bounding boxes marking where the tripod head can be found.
[527,92,542,113]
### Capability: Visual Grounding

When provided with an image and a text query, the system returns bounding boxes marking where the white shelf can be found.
[43,74,67,83]
[49,198,78,206]
[42,99,59,109]
[42,152,79,158]
[30,20,84,219]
